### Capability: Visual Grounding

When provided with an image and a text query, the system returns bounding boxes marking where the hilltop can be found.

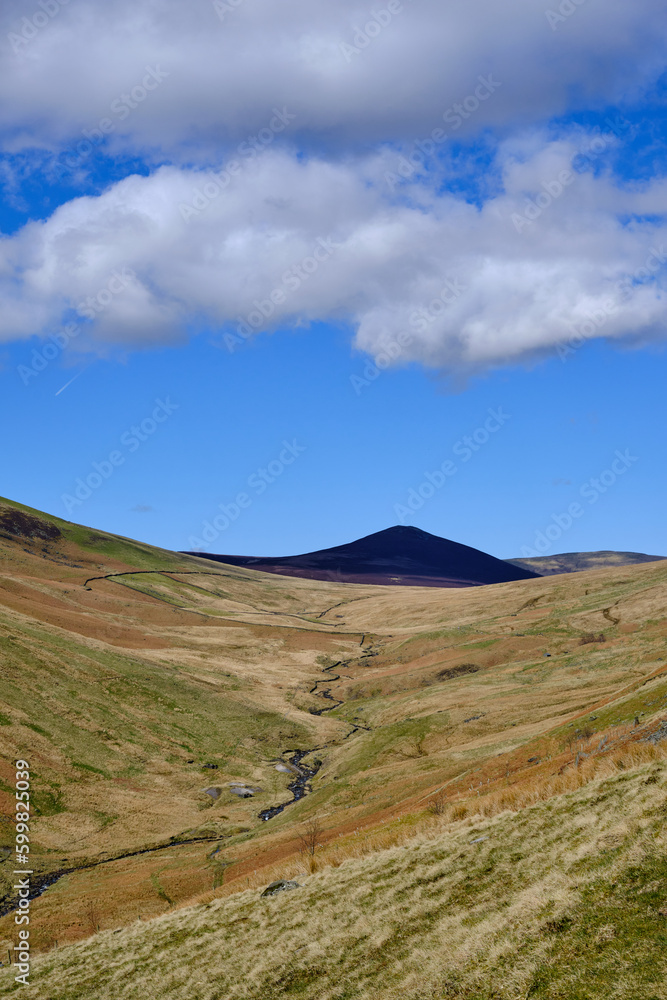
[185,524,539,587]
[188,527,665,586]
[508,549,666,576]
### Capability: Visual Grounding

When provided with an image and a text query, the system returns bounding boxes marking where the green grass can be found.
[0,611,309,778]
[526,852,667,998]
[32,787,66,817]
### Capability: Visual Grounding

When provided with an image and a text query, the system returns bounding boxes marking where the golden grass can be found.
[4,758,666,999]
[188,735,667,901]
[2,496,667,980]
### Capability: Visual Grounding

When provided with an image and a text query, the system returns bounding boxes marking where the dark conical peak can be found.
[367,525,434,539]
[186,523,540,588]
[341,524,463,555]
[337,525,517,567]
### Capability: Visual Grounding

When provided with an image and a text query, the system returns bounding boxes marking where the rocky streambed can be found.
[258,749,323,821]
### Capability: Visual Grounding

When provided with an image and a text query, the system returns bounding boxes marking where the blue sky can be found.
[1,0,666,560]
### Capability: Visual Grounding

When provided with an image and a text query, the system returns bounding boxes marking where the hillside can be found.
[1,497,666,996]
[185,525,539,587]
[508,550,666,576]
[7,761,667,1000]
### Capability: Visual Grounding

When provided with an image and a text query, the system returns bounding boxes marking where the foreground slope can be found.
[4,760,667,1000]
[187,525,539,587]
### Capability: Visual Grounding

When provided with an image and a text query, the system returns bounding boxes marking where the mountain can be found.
[507,550,666,576]
[184,525,540,588]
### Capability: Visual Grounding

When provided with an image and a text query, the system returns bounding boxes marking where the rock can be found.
[644,721,667,744]
[261,879,301,897]
[203,787,222,799]
[229,784,263,797]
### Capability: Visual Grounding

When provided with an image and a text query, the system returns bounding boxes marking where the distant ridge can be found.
[507,550,666,576]
[183,525,539,588]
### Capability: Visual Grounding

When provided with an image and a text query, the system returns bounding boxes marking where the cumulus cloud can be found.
[1,0,666,157]
[2,0,667,374]
[2,138,666,373]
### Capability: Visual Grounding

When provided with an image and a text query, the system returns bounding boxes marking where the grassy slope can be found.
[5,759,666,1000]
[1,496,667,991]
[0,498,408,941]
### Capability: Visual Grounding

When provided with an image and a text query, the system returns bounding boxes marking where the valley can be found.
[0,496,666,997]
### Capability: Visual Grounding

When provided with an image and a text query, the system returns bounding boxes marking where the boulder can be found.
[261,879,301,897]
[229,783,264,797]
[202,787,222,799]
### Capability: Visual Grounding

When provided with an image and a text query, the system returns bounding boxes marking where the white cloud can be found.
[2,139,666,373]
[2,0,667,372]
[1,0,666,157]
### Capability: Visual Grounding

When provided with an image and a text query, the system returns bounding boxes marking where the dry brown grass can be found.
[2,496,667,966]
[189,734,667,899]
[4,759,666,999]
[457,738,667,820]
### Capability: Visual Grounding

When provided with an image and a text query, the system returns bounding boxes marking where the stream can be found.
[0,834,220,919]
[257,659,370,821]
[1,661,369,914]
[258,662,345,821]
[258,749,323,822]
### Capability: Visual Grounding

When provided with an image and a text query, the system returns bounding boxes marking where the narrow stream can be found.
[0,870,66,919]
[308,672,345,716]
[257,663,344,820]
[257,659,365,821]
[0,834,220,918]
[258,749,323,821]
[2,660,368,914]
